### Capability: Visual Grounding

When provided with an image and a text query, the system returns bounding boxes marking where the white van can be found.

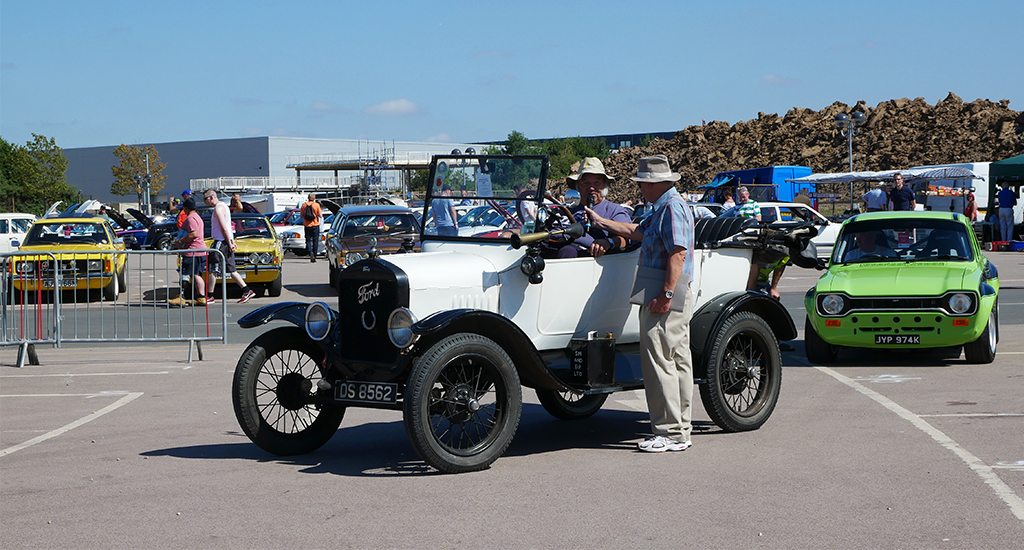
[0,213,38,253]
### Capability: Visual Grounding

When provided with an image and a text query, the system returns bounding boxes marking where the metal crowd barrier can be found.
[2,249,228,367]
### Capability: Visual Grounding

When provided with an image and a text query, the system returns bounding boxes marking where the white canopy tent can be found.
[787,167,984,215]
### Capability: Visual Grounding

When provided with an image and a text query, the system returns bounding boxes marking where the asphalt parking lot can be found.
[2,252,1024,548]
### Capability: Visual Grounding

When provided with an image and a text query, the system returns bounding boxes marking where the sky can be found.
[1,0,1022,150]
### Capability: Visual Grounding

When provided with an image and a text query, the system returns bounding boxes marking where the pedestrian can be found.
[167,197,207,307]
[964,192,979,222]
[202,190,256,304]
[300,193,323,262]
[431,185,458,236]
[735,186,762,221]
[997,181,1017,241]
[793,188,813,207]
[888,173,916,211]
[586,154,696,452]
[229,194,244,213]
[863,182,888,212]
[722,189,736,208]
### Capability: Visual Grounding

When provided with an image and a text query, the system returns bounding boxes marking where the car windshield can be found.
[233,217,274,239]
[421,155,545,240]
[25,222,111,245]
[342,213,419,238]
[833,218,974,264]
[11,218,35,232]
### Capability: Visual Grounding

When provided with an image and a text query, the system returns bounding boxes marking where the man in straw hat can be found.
[586,154,696,452]
[547,157,631,258]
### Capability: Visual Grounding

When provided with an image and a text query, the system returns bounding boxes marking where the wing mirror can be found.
[564,189,581,208]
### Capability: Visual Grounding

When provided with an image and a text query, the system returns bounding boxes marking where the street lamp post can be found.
[131,153,153,216]
[834,111,866,212]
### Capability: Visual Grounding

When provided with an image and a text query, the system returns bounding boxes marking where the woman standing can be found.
[964,192,979,222]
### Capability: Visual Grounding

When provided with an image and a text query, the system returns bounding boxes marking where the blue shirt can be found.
[431,197,455,228]
[638,187,694,279]
[890,185,915,211]
[998,187,1017,209]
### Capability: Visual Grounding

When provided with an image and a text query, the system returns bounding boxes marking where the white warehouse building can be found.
[63,136,483,208]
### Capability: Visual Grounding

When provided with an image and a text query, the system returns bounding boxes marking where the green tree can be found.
[0,134,78,214]
[501,130,538,155]
[111,144,167,207]
[540,136,610,180]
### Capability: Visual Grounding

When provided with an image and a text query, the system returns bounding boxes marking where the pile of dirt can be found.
[554,93,1024,204]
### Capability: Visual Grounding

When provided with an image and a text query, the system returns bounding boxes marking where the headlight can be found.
[948,293,971,314]
[248,253,260,265]
[259,252,272,264]
[284,231,300,239]
[821,294,845,315]
[387,307,417,348]
[87,259,103,271]
[305,302,333,341]
[17,262,34,274]
[344,252,364,267]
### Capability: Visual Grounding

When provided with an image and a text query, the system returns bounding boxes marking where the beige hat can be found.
[631,154,681,183]
[566,157,614,189]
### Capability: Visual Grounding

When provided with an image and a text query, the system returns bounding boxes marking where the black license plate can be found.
[334,381,398,404]
[42,278,78,288]
[875,335,920,345]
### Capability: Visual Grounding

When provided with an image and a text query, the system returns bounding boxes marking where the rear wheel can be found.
[536,389,608,420]
[102,274,119,302]
[232,327,344,455]
[404,333,521,473]
[804,317,839,364]
[155,234,173,251]
[699,312,781,432]
[964,308,997,364]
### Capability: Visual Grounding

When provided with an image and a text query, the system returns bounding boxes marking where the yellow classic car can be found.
[201,213,284,297]
[9,217,127,302]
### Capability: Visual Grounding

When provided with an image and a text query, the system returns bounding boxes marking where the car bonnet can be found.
[818,262,977,296]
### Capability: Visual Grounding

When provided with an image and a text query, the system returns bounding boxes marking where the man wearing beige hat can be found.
[586,154,696,452]
[547,157,631,258]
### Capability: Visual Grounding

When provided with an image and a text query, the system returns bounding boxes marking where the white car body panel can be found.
[0,213,37,253]
[386,239,754,351]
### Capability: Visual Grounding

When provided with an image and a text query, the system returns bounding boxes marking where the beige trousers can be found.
[638,289,694,442]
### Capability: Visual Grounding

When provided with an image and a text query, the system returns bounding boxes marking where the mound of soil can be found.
[554,93,1024,205]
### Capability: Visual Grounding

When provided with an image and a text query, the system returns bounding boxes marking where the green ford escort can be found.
[804,212,999,364]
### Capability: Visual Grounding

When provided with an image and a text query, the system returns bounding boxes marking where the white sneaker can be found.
[638,435,691,453]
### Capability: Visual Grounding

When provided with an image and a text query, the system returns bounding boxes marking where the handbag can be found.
[629,265,690,312]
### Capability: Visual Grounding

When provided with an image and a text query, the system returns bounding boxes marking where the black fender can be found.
[690,291,797,380]
[411,309,573,392]
[237,301,310,329]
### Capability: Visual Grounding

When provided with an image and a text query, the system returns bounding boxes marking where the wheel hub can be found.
[276,372,313,411]
[443,384,477,423]
[722,352,751,395]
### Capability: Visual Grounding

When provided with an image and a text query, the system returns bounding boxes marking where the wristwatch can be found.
[664,290,674,299]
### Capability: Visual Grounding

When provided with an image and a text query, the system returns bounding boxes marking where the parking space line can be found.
[0,392,143,458]
[814,366,1024,523]
[919,413,1024,418]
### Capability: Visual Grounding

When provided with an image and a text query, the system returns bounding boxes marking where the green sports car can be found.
[804,212,999,364]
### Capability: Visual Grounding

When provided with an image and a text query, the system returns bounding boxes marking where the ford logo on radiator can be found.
[357,281,379,305]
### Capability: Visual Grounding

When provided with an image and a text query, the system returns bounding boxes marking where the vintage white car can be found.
[232,155,818,473]
[723,201,839,259]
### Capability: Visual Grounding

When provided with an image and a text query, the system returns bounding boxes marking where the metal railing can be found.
[2,249,229,366]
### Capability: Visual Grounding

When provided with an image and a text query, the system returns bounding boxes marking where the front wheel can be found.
[804,317,838,364]
[699,312,782,432]
[404,333,522,473]
[267,271,283,297]
[102,274,119,302]
[536,389,608,420]
[963,308,997,364]
[155,234,173,251]
[232,326,345,455]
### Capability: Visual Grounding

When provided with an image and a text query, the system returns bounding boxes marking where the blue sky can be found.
[2,0,1021,149]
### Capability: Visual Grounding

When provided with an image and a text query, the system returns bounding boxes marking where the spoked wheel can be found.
[232,326,344,455]
[536,389,608,420]
[404,333,522,474]
[699,312,782,432]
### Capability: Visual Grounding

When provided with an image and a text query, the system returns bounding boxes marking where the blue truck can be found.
[698,166,813,204]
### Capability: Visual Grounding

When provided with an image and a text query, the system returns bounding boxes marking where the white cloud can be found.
[364,98,419,115]
[311,101,341,113]
[760,73,799,87]
[425,133,451,143]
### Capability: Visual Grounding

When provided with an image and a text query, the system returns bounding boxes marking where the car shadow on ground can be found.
[141,403,723,476]
[782,340,968,368]
[285,283,336,298]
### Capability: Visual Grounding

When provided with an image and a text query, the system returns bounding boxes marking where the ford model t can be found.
[232,154,818,473]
